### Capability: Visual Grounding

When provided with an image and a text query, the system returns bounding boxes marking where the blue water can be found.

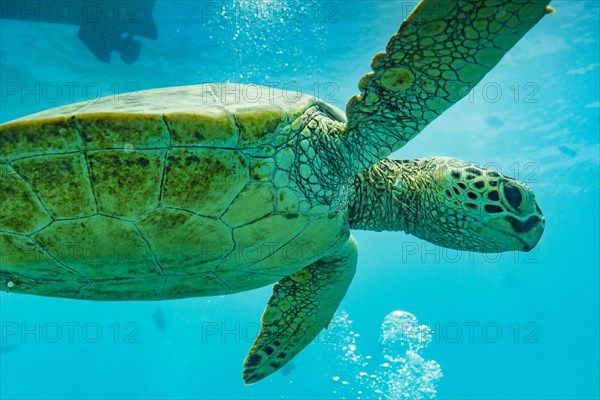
[1,1,599,398]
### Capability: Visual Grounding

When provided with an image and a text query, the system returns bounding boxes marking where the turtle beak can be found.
[498,179,545,252]
[501,193,545,251]
[510,213,545,252]
[482,185,545,252]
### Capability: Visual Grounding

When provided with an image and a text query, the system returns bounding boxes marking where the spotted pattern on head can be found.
[345,157,544,253]
[416,157,544,252]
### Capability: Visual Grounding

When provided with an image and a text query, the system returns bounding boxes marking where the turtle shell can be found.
[0,83,348,300]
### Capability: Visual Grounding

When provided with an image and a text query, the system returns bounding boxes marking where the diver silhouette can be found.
[0,0,158,64]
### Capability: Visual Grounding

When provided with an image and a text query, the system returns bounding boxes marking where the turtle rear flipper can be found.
[344,0,553,170]
[242,237,358,384]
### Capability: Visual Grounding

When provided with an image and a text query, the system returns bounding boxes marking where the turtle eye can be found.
[503,183,523,209]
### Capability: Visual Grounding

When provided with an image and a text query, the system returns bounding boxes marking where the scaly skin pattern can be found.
[289,106,358,204]
[242,237,357,384]
[344,0,553,172]
[342,157,545,252]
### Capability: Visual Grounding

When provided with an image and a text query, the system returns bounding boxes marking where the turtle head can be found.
[395,157,545,253]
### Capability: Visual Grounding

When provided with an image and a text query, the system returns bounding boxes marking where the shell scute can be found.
[0,165,51,233]
[137,208,233,274]
[164,109,238,148]
[33,215,159,279]
[162,148,249,217]
[76,113,169,150]
[12,154,96,218]
[0,116,82,160]
[87,150,163,218]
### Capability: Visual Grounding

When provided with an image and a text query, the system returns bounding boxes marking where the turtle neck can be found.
[343,158,419,234]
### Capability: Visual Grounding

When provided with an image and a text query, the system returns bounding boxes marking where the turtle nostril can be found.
[503,183,522,209]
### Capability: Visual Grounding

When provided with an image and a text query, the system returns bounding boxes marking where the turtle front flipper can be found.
[242,237,358,385]
[345,0,553,169]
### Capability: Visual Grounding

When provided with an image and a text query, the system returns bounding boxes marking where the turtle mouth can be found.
[486,216,544,252]
[521,241,535,252]
[513,233,536,252]
[512,215,545,251]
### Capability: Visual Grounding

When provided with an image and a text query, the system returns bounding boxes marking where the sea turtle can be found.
[0,0,550,384]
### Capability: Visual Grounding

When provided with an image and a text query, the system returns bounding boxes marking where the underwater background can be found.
[0,0,598,398]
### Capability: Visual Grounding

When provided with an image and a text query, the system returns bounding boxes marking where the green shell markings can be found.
[0,0,551,385]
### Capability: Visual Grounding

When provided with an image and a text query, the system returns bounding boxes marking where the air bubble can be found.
[327,310,442,399]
